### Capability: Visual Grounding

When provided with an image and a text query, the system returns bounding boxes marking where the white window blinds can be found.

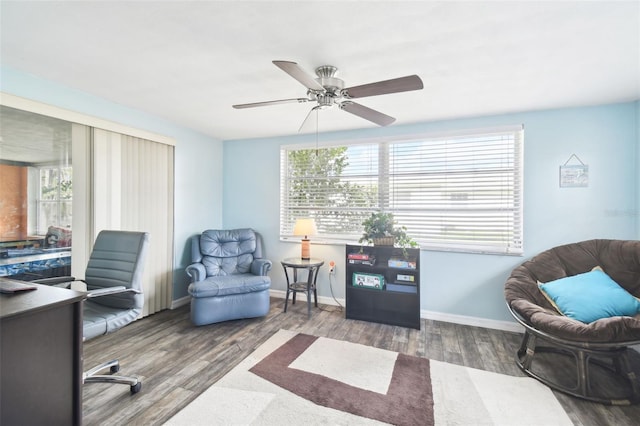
[280,126,523,255]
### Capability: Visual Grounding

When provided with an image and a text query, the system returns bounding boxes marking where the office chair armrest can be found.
[251,259,273,276]
[33,276,77,287]
[186,263,206,282]
[86,286,142,298]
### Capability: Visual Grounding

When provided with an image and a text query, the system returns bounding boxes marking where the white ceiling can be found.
[1,1,639,141]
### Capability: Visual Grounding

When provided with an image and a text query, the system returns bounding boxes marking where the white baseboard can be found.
[269,290,522,333]
[171,291,342,311]
[421,310,524,333]
[171,295,190,309]
[174,292,634,343]
[269,289,345,308]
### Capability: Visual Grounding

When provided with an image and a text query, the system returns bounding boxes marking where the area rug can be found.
[165,329,573,426]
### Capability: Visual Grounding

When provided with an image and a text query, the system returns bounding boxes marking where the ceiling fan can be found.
[232,60,424,131]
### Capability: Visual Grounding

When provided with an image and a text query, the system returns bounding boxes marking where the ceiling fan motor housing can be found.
[315,65,344,96]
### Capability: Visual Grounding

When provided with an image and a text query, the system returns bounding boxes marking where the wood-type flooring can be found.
[82,298,640,425]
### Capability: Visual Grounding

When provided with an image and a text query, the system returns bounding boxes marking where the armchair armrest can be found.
[86,286,142,299]
[186,263,206,282]
[251,259,273,276]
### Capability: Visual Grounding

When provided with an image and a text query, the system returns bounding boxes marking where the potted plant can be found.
[359,212,418,250]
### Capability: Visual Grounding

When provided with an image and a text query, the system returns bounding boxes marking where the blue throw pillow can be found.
[538,268,640,323]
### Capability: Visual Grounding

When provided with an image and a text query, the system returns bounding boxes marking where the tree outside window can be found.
[283,147,377,237]
[281,126,523,255]
[38,166,72,234]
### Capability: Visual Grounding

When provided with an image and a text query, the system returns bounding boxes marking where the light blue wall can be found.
[223,102,639,323]
[1,66,223,300]
[2,65,637,320]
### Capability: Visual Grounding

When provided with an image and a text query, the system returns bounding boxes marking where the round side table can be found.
[281,257,324,319]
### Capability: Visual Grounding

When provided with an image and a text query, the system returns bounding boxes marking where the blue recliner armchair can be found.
[186,229,272,326]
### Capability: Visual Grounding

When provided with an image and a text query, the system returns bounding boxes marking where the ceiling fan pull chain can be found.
[315,107,319,156]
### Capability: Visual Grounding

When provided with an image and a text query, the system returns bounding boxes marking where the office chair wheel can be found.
[110,365,120,374]
[130,382,142,394]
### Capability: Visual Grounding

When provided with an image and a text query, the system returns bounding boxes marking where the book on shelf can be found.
[396,273,415,282]
[387,257,417,269]
[348,258,377,266]
[347,252,371,260]
[386,283,418,294]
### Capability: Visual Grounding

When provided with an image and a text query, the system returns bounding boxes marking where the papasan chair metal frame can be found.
[505,239,640,405]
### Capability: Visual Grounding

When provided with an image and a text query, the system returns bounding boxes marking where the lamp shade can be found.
[293,218,317,238]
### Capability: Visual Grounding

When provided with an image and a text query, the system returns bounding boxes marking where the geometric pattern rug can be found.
[164,329,573,426]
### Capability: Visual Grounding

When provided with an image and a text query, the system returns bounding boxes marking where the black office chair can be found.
[37,230,149,394]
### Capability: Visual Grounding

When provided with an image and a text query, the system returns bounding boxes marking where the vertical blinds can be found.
[280,126,523,255]
[92,129,175,315]
[121,134,174,315]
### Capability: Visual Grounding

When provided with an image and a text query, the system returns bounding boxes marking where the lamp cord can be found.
[318,272,344,313]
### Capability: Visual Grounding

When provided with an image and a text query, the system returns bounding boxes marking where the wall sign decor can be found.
[559,154,588,188]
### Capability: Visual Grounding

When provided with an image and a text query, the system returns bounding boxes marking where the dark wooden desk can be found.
[0,279,84,425]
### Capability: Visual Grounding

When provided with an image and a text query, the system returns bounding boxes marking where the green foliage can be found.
[359,212,395,239]
[40,167,72,200]
[359,211,417,249]
[288,148,376,233]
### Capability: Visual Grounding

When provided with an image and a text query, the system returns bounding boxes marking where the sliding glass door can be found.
[0,100,174,315]
[0,105,87,280]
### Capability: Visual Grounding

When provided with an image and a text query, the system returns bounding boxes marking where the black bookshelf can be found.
[345,244,420,329]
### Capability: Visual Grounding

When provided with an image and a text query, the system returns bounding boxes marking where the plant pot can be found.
[373,237,395,246]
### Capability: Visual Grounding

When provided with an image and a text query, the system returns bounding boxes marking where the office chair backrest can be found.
[85,230,149,310]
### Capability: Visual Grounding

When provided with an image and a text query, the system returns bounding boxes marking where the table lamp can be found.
[293,218,317,260]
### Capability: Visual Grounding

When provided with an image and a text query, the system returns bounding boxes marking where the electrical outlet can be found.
[329,260,336,275]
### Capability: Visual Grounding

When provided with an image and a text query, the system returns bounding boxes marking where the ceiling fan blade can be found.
[340,101,396,126]
[342,75,424,99]
[232,98,310,109]
[273,60,325,91]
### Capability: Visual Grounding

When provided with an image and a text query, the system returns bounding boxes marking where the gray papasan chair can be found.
[186,228,272,326]
[504,239,640,405]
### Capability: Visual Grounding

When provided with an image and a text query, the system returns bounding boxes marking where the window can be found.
[37,165,72,234]
[280,126,523,255]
